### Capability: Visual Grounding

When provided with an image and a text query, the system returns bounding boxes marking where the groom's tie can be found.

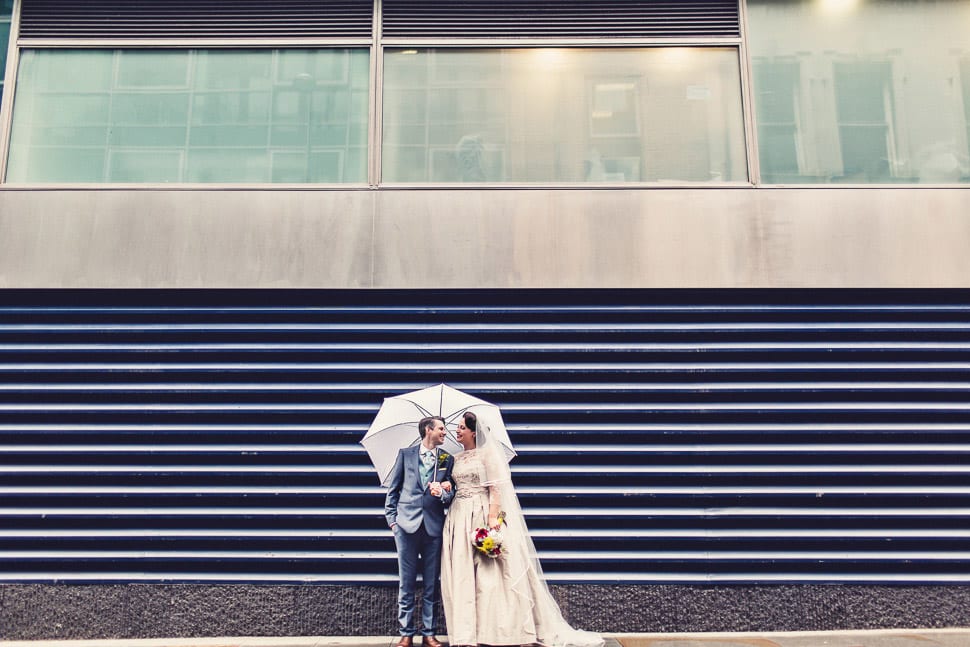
[420,449,435,488]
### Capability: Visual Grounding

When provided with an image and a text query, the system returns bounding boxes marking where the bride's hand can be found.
[488,515,499,529]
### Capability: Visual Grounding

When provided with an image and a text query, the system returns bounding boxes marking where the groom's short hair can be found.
[418,416,445,438]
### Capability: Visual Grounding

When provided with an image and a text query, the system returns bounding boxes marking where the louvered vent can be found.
[0,289,968,584]
[17,0,374,39]
[381,0,740,39]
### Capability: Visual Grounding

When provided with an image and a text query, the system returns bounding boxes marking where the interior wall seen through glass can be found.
[6,48,369,183]
[0,0,12,102]
[747,0,970,184]
[382,47,748,184]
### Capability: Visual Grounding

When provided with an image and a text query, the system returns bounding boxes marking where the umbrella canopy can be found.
[362,383,516,486]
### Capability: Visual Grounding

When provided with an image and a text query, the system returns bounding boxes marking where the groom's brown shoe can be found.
[422,637,444,647]
[394,637,413,647]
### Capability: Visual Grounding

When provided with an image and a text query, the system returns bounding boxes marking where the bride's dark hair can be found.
[463,410,477,432]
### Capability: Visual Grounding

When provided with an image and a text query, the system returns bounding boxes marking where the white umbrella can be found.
[361,383,516,486]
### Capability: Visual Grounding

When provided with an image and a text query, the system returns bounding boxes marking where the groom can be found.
[385,416,455,647]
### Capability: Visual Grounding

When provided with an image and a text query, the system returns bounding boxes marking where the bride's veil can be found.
[476,418,603,647]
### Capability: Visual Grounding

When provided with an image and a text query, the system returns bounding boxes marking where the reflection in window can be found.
[382,47,748,184]
[748,0,970,184]
[753,61,802,182]
[589,79,640,138]
[6,48,369,183]
[0,0,12,102]
[962,59,970,172]
[834,61,895,182]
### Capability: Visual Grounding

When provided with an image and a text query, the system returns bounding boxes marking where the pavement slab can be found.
[611,630,970,647]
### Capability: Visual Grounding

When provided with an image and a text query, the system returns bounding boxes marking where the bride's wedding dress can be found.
[440,425,603,647]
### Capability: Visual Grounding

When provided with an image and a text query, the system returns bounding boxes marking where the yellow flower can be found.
[481,537,495,552]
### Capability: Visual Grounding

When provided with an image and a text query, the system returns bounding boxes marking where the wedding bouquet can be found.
[472,512,506,558]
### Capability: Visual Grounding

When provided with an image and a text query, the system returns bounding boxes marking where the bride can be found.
[440,411,603,647]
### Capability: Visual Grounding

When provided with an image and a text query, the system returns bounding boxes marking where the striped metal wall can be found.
[17,0,740,40]
[380,0,741,39]
[0,289,968,585]
[17,0,376,39]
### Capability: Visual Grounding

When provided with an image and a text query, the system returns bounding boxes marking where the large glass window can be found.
[382,47,748,184]
[748,0,970,184]
[6,48,369,183]
[0,0,12,102]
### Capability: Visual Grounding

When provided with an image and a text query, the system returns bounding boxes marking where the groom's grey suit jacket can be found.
[385,444,455,535]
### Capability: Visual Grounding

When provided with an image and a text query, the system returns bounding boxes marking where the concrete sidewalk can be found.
[1,630,969,647]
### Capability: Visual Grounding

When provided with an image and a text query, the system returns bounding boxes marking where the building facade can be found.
[0,0,969,640]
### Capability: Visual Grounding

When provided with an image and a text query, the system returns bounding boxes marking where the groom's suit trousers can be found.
[392,521,441,636]
[384,445,454,637]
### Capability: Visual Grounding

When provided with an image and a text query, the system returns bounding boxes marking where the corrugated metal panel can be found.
[17,0,374,39]
[0,289,968,584]
[381,1,741,39]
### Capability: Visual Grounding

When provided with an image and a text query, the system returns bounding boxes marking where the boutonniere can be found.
[437,452,450,467]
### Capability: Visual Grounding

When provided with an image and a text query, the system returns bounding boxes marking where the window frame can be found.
[377,41,752,187]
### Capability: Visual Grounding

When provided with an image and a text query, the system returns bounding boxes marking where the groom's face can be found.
[427,420,447,447]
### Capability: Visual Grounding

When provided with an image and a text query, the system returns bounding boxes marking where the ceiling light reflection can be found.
[820,0,861,15]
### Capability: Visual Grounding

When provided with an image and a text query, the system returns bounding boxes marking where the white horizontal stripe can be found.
[1,550,396,559]
[2,381,970,392]
[0,383,433,392]
[0,444,361,453]
[525,549,958,561]
[519,443,970,453]
[1,509,967,522]
[0,507,377,516]
[0,572,399,583]
[518,465,970,474]
[3,322,970,332]
[0,529,396,537]
[2,485,969,495]
[3,341,970,351]
[0,486,367,494]
[532,528,970,540]
[0,401,967,412]
[553,573,970,583]
[2,464,966,475]
[2,422,969,432]
[519,381,970,391]
[0,424,360,431]
[517,422,970,431]
[2,442,968,455]
[2,550,967,561]
[520,485,970,495]
[516,402,970,411]
[526,509,970,519]
[0,526,966,539]
[0,403,375,411]
[0,465,374,474]
[0,572,967,584]
[1,305,966,313]
[2,361,969,371]
[534,528,970,537]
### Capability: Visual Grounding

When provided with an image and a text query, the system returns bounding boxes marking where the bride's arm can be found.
[482,448,504,528]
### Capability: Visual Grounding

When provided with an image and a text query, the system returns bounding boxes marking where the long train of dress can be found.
[440,446,603,647]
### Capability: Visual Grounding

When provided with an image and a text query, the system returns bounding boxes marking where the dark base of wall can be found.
[2,583,969,641]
